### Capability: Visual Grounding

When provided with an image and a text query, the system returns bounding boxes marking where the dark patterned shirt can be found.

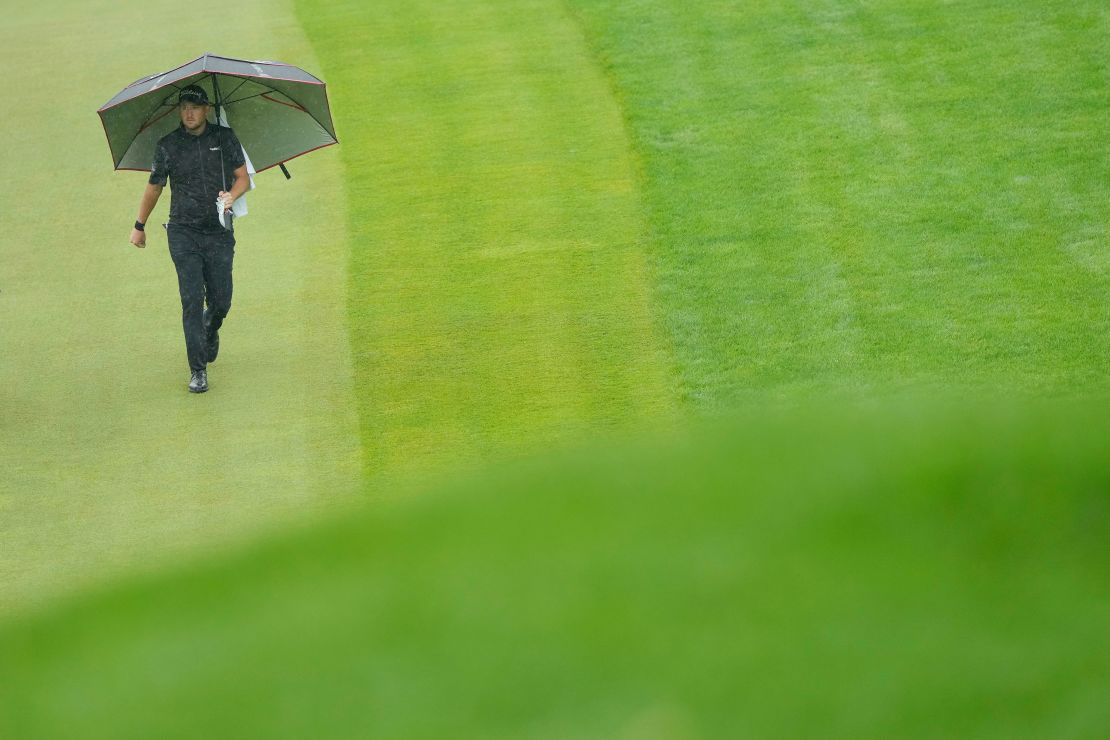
[150,123,246,232]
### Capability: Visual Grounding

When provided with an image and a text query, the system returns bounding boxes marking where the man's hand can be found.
[218,191,235,213]
[130,227,147,248]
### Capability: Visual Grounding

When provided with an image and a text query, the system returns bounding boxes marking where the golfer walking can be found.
[129,85,250,393]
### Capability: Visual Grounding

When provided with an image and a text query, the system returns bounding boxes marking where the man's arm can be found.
[218,165,250,212]
[130,182,164,249]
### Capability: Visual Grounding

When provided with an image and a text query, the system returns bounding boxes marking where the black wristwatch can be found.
[134,220,145,232]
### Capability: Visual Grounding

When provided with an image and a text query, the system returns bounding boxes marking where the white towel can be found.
[218,108,255,219]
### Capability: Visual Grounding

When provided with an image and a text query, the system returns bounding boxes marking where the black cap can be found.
[178,85,210,105]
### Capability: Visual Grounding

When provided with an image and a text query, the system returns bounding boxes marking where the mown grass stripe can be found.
[567,0,1110,408]
[295,0,677,481]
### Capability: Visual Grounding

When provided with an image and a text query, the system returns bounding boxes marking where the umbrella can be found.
[97,52,337,178]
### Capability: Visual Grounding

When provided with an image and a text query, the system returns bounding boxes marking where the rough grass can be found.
[566,0,1110,408]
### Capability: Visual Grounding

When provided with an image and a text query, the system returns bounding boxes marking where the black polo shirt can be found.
[149,122,246,233]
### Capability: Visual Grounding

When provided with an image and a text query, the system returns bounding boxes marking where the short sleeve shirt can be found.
[150,123,246,232]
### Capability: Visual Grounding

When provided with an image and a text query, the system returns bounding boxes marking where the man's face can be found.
[179,102,209,132]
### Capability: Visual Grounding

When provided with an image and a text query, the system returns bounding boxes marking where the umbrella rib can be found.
[219,88,334,142]
[223,76,251,102]
[176,71,331,137]
[223,90,271,106]
[261,94,307,112]
[130,84,186,141]
[133,81,191,128]
[137,105,177,135]
[264,89,335,142]
[222,89,296,107]
[204,74,330,137]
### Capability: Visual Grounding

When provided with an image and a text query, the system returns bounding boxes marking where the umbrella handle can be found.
[279,163,292,180]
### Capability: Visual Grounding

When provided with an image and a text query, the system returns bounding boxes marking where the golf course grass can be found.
[3,402,1109,738]
[0,0,362,615]
[566,0,1110,407]
[2,0,1109,735]
[294,0,679,479]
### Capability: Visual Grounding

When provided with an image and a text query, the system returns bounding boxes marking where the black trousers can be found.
[167,225,235,371]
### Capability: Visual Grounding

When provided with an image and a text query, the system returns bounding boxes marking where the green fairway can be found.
[0,0,361,615]
[3,402,1110,738]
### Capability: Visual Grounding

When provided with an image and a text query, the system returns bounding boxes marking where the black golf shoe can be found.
[206,329,220,363]
[188,369,209,393]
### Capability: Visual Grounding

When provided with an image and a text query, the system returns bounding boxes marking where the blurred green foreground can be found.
[2,400,1108,739]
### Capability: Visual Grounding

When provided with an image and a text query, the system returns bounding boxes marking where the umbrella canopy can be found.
[98,52,337,173]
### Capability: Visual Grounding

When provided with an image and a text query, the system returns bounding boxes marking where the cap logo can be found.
[179,86,209,104]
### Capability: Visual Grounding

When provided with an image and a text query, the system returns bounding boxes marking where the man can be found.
[129,84,250,393]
